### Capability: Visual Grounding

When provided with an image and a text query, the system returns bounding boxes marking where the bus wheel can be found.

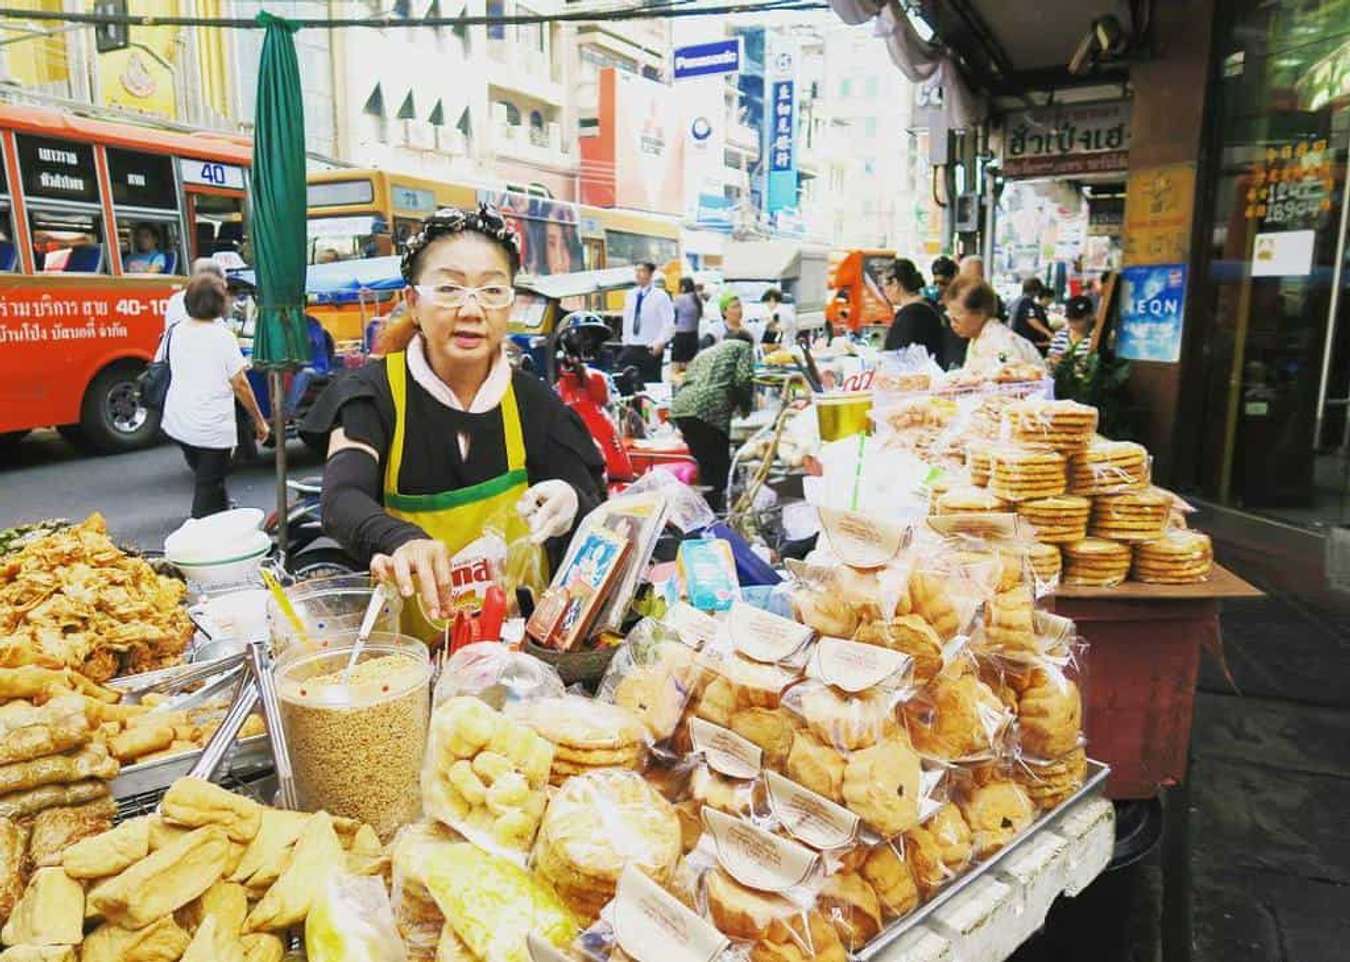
[79,363,162,453]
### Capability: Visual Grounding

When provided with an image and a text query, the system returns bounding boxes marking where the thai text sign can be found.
[1002,101,1130,178]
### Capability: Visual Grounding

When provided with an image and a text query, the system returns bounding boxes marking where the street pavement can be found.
[4,435,1348,961]
[0,430,326,549]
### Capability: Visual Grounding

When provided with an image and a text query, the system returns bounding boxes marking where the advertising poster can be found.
[1117,264,1187,363]
[1123,163,1196,266]
[680,70,730,229]
[478,190,584,276]
[614,72,685,216]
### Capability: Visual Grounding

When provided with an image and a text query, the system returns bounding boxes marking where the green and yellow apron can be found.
[382,350,535,640]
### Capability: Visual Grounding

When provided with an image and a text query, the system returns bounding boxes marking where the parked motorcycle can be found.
[264,475,360,579]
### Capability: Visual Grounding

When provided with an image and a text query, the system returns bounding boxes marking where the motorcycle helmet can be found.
[557,311,613,361]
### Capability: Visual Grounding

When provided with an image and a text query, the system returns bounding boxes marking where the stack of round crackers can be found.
[965,442,993,487]
[1022,541,1062,587]
[1132,530,1213,584]
[1003,399,1099,453]
[1013,746,1087,810]
[1014,495,1090,543]
[981,586,1037,657]
[934,485,1008,516]
[1061,538,1132,587]
[534,769,682,921]
[987,447,1067,502]
[1068,441,1151,496]
[1090,488,1171,542]
[508,697,647,786]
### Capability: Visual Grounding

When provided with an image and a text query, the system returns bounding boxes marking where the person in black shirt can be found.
[303,206,604,629]
[1008,277,1055,352]
[925,256,965,369]
[882,258,945,363]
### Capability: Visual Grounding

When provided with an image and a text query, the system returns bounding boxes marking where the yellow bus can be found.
[304,169,681,340]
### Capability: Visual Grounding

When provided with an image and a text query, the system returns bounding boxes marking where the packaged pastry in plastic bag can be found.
[421,840,581,962]
[507,696,650,785]
[690,809,841,962]
[305,874,407,962]
[986,444,1068,504]
[421,696,554,860]
[1089,487,1172,543]
[1013,494,1091,544]
[902,657,1014,763]
[687,650,801,730]
[563,864,734,962]
[1061,538,1131,587]
[1012,746,1088,811]
[658,720,768,853]
[954,777,1035,860]
[1068,440,1151,496]
[1131,529,1214,584]
[1000,398,1098,453]
[433,642,565,710]
[719,602,814,670]
[531,769,683,923]
[390,822,459,957]
[896,800,975,902]
[598,620,702,744]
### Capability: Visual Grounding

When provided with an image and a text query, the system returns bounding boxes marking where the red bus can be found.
[0,104,251,452]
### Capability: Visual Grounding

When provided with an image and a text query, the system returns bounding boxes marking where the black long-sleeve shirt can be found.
[884,300,946,361]
[301,357,606,567]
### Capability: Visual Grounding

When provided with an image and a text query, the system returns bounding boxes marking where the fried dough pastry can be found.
[0,743,118,796]
[162,777,262,843]
[0,818,27,925]
[0,780,108,820]
[181,915,246,962]
[244,811,343,932]
[82,917,191,962]
[239,933,285,962]
[0,867,83,946]
[25,796,117,869]
[175,880,249,937]
[0,947,77,962]
[62,815,150,879]
[230,809,309,888]
[0,695,92,766]
[87,825,231,929]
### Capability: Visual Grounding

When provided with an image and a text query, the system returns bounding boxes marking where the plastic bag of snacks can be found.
[896,800,976,902]
[658,718,771,853]
[1089,487,1172,543]
[420,696,554,861]
[432,642,565,710]
[507,695,651,786]
[683,649,803,769]
[690,810,843,962]
[951,766,1036,861]
[1068,439,1151,496]
[1131,529,1213,584]
[901,656,1015,764]
[531,769,684,924]
[390,822,457,958]
[1000,398,1098,454]
[305,874,407,962]
[563,865,734,962]
[1061,537,1132,587]
[986,444,1068,503]
[597,619,703,744]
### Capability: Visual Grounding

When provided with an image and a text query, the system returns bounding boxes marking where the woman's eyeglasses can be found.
[415,283,516,309]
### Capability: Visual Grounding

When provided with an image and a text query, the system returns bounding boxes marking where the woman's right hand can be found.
[253,418,271,443]
[370,539,453,621]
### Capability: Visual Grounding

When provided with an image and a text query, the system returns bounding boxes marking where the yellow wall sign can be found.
[1122,163,1196,266]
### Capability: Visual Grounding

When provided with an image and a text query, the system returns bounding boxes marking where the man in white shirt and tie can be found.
[619,261,674,384]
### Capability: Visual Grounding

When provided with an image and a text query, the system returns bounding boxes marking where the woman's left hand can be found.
[254,418,271,443]
[516,480,578,544]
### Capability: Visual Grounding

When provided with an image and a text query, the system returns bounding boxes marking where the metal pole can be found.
[269,369,288,570]
[1313,126,1350,453]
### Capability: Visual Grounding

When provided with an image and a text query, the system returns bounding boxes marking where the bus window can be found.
[189,193,247,262]
[105,149,177,210]
[394,216,422,252]
[603,229,678,269]
[307,214,391,264]
[119,219,186,275]
[29,209,108,273]
[0,206,15,272]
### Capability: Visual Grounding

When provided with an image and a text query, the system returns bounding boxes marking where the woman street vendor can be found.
[304,206,605,632]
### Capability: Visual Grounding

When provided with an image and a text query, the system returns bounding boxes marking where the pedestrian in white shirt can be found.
[619,261,674,384]
[164,258,226,331]
[160,274,269,518]
[944,275,1046,377]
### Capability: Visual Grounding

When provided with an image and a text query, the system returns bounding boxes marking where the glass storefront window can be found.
[1193,0,1350,527]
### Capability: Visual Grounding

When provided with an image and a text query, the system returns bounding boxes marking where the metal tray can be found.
[854,759,1110,962]
[110,733,273,801]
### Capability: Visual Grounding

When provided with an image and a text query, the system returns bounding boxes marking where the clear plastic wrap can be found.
[931,485,1008,516]
[598,622,702,744]
[1067,440,1151,496]
[897,800,975,902]
[564,865,733,962]
[1131,530,1214,584]
[433,642,565,710]
[954,778,1036,861]
[305,874,408,962]
[1013,494,1091,544]
[1089,487,1172,543]
[507,695,650,785]
[1012,746,1088,811]
[1000,398,1098,453]
[986,445,1068,503]
[420,696,554,861]
[532,769,683,923]
[390,823,456,956]
[1061,538,1132,587]
[0,693,93,766]
[901,659,1014,764]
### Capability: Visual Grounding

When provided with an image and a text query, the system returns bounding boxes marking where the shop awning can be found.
[722,241,802,281]
[516,266,637,300]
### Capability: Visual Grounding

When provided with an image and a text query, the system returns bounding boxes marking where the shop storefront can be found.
[1186,0,1350,526]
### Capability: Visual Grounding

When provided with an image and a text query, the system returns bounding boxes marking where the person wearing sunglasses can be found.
[303,206,605,635]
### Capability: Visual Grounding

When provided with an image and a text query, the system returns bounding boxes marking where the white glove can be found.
[516,480,579,544]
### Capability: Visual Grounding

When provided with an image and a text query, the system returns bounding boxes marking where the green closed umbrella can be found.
[249,11,310,565]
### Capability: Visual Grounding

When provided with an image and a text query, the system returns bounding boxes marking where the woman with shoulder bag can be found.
[160,273,269,518]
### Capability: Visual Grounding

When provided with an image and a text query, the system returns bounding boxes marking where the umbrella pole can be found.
[270,370,289,570]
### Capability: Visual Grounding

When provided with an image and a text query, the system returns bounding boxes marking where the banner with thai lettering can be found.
[764,34,799,215]
[1001,100,1130,179]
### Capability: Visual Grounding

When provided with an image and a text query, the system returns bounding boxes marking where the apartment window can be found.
[397,92,416,120]
[429,100,445,125]
[839,78,851,97]
[487,0,505,40]
[863,159,876,177]
[724,150,740,170]
[518,6,545,54]
[864,76,879,98]
[497,100,521,125]
[393,0,412,16]
[864,117,878,138]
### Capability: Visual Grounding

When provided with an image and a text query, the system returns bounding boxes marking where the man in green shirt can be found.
[671,327,756,513]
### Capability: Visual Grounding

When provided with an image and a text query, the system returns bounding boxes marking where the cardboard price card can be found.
[808,636,913,694]
[763,770,860,851]
[689,717,764,780]
[701,808,820,893]
[612,865,730,962]
[727,602,813,664]
[817,507,905,567]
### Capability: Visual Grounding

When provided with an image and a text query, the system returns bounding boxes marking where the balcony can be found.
[484,42,565,106]
[491,119,573,170]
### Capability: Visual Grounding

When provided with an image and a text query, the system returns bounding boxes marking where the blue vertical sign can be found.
[764,36,798,216]
[1117,264,1187,362]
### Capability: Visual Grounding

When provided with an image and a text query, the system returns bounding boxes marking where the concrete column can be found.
[1118,0,1216,482]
